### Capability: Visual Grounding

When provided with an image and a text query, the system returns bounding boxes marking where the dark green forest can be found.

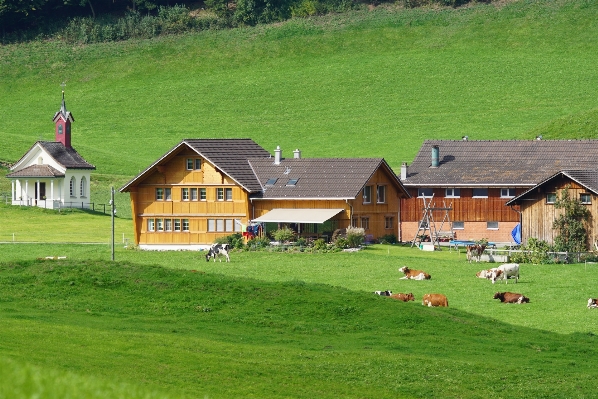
[1,0,484,43]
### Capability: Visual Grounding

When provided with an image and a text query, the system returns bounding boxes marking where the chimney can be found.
[293,149,301,159]
[401,162,408,180]
[431,145,439,168]
[274,146,282,165]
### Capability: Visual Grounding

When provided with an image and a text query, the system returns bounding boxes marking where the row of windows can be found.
[422,221,499,230]
[69,176,87,198]
[186,158,202,170]
[363,185,386,204]
[147,218,243,233]
[350,217,395,230]
[546,193,591,204]
[418,188,516,198]
[156,187,233,201]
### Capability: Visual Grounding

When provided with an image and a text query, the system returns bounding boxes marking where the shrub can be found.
[346,226,365,248]
[215,233,244,249]
[313,238,327,251]
[510,237,551,264]
[247,236,271,250]
[273,227,296,243]
[379,234,397,244]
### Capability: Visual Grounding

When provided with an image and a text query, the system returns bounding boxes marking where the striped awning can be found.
[252,208,344,224]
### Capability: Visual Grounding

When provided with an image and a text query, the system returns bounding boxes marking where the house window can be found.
[207,219,215,232]
[165,188,172,201]
[446,188,460,198]
[165,219,172,231]
[200,188,206,200]
[174,219,181,232]
[182,188,189,201]
[225,219,233,232]
[186,159,193,170]
[361,217,369,230]
[453,221,464,230]
[195,159,201,170]
[217,219,225,232]
[385,217,393,229]
[156,188,164,200]
[147,219,155,232]
[225,188,233,201]
[182,219,189,231]
[581,193,592,204]
[352,218,358,227]
[234,219,242,232]
[58,124,63,135]
[487,221,498,230]
[418,188,433,198]
[156,219,164,231]
[266,178,277,186]
[80,176,87,197]
[70,177,76,197]
[191,188,198,201]
[546,193,556,204]
[287,179,299,186]
[501,188,516,198]
[473,188,488,198]
[377,185,386,203]
[363,186,372,203]
[217,188,224,201]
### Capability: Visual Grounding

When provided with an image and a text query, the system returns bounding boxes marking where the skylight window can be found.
[266,178,278,186]
[286,178,299,186]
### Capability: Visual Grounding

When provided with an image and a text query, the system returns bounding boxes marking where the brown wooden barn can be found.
[506,170,598,248]
[400,140,598,245]
[120,139,410,249]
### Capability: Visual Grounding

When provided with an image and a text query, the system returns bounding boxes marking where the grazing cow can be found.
[491,263,520,284]
[493,291,529,304]
[588,298,598,309]
[374,290,393,296]
[466,244,486,263]
[399,266,431,280]
[476,268,498,279]
[390,292,415,302]
[422,293,448,307]
[205,243,231,262]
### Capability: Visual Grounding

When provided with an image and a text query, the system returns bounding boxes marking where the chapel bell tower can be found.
[53,91,74,148]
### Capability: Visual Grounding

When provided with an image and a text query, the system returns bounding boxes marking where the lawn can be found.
[1,245,597,398]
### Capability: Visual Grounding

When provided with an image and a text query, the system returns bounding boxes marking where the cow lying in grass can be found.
[374,290,392,296]
[399,266,431,280]
[588,298,598,309]
[390,293,415,302]
[493,292,529,304]
[422,293,448,307]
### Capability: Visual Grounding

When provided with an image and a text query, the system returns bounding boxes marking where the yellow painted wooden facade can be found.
[129,148,252,246]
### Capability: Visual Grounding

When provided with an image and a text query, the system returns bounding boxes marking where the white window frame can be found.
[216,219,225,232]
[156,218,164,232]
[156,188,164,201]
[147,219,155,232]
[453,221,464,230]
[165,219,172,232]
[581,193,592,204]
[194,159,201,170]
[200,188,206,201]
[418,188,433,198]
[80,176,86,197]
[70,176,76,197]
[445,188,460,198]
[487,221,499,230]
[207,219,215,232]
[174,219,181,232]
[182,219,189,231]
[186,159,193,170]
[385,216,393,229]
[225,219,233,232]
[165,188,172,201]
[234,219,242,233]
[500,188,516,198]
[182,188,189,201]
[191,188,198,201]
[377,185,386,204]
[217,188,224,201]
[363,186,372,204]
[361,217,369,230]
[225,188,233,201]
[546,193,556,204]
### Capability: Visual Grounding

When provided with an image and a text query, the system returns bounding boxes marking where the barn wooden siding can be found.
[130,149,251,245]
[519,178,597,248]
[400,187,521,243]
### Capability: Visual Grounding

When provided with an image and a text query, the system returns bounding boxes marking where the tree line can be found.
[0,0,478,43]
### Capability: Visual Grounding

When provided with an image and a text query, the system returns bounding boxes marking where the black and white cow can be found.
[205,243,231,262]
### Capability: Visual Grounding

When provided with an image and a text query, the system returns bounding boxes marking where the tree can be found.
[552,185,591,253]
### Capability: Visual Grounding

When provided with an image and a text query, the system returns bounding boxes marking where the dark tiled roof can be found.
[184,139,271,192]
[120,139,271,193]
[403,140,598,187]
[506,169,598,205]
[39,141,95,169]
[6,164,64,178]
[249,158,405,199]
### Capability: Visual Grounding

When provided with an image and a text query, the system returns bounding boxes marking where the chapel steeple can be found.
[52,90,75,148]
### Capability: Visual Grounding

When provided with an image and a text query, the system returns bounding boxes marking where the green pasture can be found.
[1,244,597,398]
[2,0,598,220]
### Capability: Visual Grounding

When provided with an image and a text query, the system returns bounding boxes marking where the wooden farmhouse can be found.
[6,92,95,209]
[399,139,598,245]
[506,170,598,248]
[120,139,409,249]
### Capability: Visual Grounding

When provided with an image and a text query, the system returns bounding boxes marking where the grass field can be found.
[2,0,598,221]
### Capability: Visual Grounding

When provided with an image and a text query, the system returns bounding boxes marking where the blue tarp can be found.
[511,223,521,245]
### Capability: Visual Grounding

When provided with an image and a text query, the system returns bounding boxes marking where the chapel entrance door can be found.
[35,182,46,204]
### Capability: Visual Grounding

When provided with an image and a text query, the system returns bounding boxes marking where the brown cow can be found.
[422,293,448,307]
[399,266,431,280]
[466,244,486,263]
[390,292,415,302]
[587,298,598,309]
[493,292,529,304]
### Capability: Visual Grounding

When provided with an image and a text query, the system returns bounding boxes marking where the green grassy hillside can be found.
[1,252,597,398]
[1,0,598,192]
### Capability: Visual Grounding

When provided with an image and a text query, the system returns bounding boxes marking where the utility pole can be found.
[111,186,115,261]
